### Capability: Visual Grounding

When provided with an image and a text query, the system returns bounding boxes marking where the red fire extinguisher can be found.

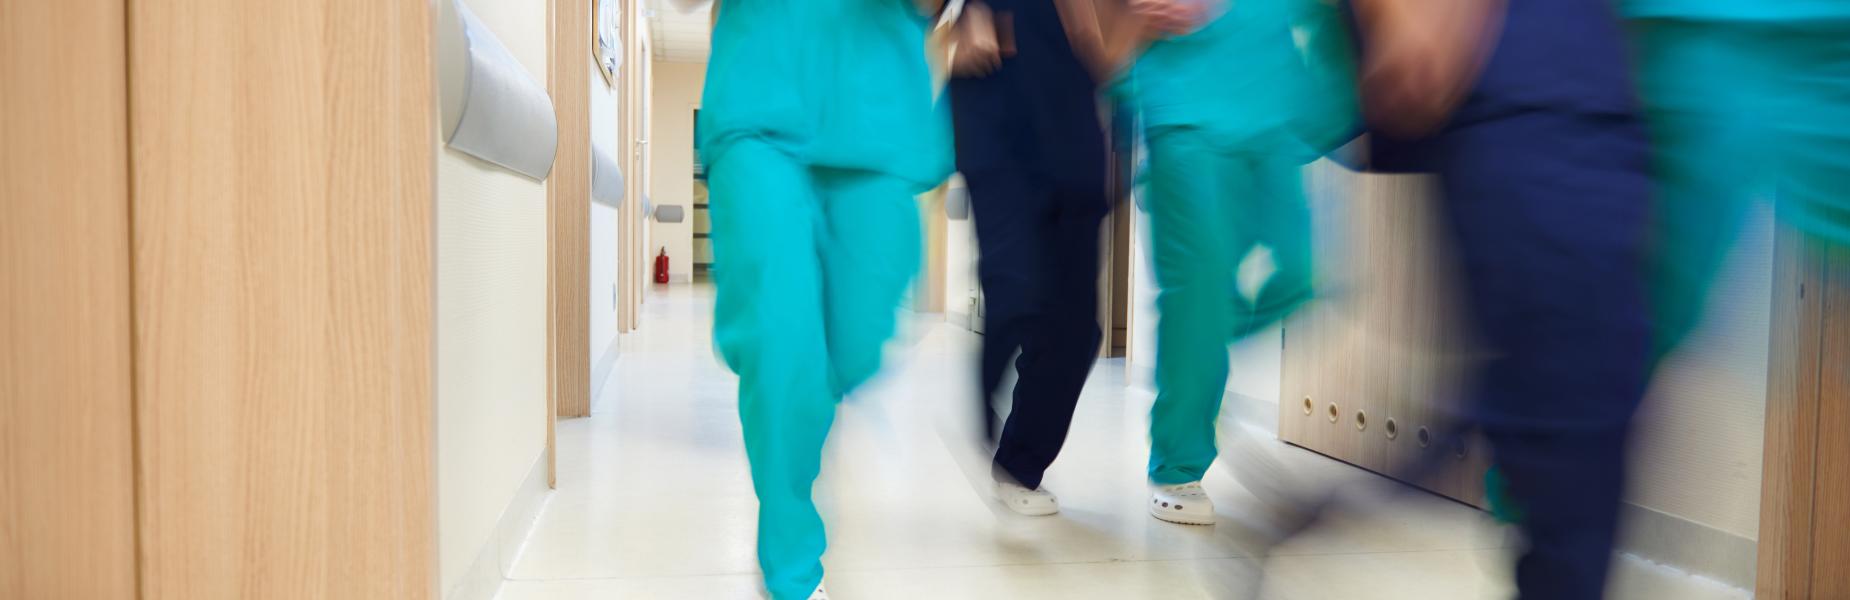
[653,247,670,284]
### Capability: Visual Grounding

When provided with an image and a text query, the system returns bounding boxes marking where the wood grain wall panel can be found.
[919,186,948,313]
[550,0,593,420]
[128,0,437,597]
[1282,168,1485,508]
[1374,185,1418,479]
[1386,182,1436,489]
[1809,244,1850,598]
[1321,309,1370,465]
[0,1,140,597]
[1353,179,1400,474]
[1284,306,1329,449]
[1278,309,1315,450]
[1756,226,1825,599]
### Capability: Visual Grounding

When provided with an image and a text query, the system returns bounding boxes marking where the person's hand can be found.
[1352,0,1504,136]
[1129,0,1210,37]
[950,2,1014,77]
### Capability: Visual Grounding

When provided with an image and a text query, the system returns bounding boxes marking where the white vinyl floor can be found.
[496,285,1749,600]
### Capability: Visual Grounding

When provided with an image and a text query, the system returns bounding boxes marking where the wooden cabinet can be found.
[1278,165,1486,507]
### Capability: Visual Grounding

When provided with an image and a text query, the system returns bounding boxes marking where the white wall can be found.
[590,59,621,365]
[1630,204,1774,539]
[436,0,549,594]
[648,60,705,281]
[1130,206,1156,373]
[1125,188,1283,407]
[945,176,979,321]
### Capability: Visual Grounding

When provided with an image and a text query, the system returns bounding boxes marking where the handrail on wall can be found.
[438,0,559,180]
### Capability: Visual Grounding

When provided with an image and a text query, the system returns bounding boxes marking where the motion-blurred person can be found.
[1623,0,1850,363]
[1481,0,1850,550]
[1352,0,1654,596]
[698,0,951,597]
[944,0,1114,516]
[1108,0,1357,525]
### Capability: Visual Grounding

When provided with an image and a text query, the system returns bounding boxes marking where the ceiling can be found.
[646,0,711,63]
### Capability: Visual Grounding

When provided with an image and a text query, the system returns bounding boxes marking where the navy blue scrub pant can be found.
[966,167,1108,490]
[1434,111,1654,599]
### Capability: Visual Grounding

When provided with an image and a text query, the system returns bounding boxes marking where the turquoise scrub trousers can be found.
[1122,0,1348,485]
[707,140,922,599]
[1142,129,1314,485]
[699,0,947,596]
[1626,16,1850,359]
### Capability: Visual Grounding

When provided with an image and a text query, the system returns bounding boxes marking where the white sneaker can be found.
[1150,481,1215,525]
[809,583,829,600]
[996,480,1060,516]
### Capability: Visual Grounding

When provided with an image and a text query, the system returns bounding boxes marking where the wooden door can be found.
[1,1,139,597]
[127,0,437,597]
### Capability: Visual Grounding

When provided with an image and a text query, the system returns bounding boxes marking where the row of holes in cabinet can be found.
[1299,396,1468,458]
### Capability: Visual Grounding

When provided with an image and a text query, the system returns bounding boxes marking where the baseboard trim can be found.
[1617,503,1757,590]
[669,273,691,283]
[589,335,621,410]
[444,452,553,600]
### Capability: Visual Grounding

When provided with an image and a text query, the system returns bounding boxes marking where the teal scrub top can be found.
[699,0,954,190]
[1114,0,1356,158]
[1621,0,1850,21]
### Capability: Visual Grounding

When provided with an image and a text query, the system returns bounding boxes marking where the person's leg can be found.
[707,141,835,600]
[1233,155,1315,339]
[963,168,1050,446]
[992,180,1107,489]
[813,168,922,397]
[1145,131,1241,486]
[1435,113,1654,598]
[1485,426,1631,599]
[1630,19,1774,360]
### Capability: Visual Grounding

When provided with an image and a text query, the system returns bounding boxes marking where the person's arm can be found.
[1057,0,1204,81]
[1348,0,1504,136]
[948,1,1010,77]
[1054,0,1124,79]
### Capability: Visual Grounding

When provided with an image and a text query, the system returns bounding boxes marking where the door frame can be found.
[1756,227,1850,598]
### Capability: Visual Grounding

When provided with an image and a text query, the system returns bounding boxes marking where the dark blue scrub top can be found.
[948,0,1108,192]
[1365,0,1643,170]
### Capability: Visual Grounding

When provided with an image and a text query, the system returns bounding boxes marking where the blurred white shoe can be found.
[996,480,1060,516]
[1150,481,1215,525]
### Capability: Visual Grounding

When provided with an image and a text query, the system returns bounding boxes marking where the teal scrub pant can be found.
[1142,129,1314,485]
[1631,19,1777,360]
[1632,19,1850,361]
[707,140,922,600]
[1766,22,1850,247]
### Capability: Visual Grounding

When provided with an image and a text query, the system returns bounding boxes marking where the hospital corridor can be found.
[491,285,1755,600]
[5,0,1849,599]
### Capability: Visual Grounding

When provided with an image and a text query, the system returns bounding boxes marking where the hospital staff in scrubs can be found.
[1484,0,1850,547]
[698,1,951,597]
[1356,0,1656,595]
[1623,0,1850,360]
[1114,0,1356,526]
[947,0,1113,516]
